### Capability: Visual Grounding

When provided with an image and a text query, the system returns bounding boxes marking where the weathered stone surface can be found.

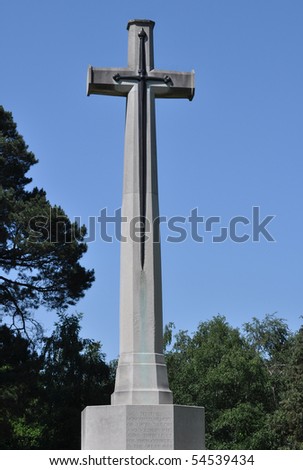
[82,405,205,450]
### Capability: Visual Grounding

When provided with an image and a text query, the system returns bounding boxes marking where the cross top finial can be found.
[127,20,155,71]
[127,19,155,30]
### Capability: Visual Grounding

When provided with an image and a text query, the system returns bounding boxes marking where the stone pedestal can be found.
[82,404,205,450]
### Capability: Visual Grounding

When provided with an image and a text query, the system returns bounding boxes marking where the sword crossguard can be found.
[113,73,121,82]
[164,75,173,85]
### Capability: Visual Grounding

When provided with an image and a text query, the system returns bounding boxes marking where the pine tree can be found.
[0,106,94,332]
[40,314,112,449]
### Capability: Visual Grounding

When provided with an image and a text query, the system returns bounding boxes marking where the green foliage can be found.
[0,106,94,332]
[165,314,302,449]
[243,313,291,359]
[0,108,37,192]
[40,313,113,449]
[0,315,113,449]
[268,325,303,449]
[1,313,303,449]
[0,106,117,448]
[0,325,44,448]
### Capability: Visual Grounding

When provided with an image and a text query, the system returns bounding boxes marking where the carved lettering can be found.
[126,410,172,449]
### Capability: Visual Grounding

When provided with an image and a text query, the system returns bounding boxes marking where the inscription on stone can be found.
[126,409,173,449]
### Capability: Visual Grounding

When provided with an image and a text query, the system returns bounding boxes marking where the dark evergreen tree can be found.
[0,315,113,449]
[0,325,44,448]
[40,314,113,449]
[0,106,94,332]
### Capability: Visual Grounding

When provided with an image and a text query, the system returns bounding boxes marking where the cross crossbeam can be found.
[88,25,194,268]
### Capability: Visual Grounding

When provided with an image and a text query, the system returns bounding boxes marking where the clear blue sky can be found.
[1,0,302,360]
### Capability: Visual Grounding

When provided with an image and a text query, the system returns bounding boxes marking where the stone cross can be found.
[87,19,194,406]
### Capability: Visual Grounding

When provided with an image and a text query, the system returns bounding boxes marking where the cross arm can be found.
[149,70,195,101]
[87,66,136,97]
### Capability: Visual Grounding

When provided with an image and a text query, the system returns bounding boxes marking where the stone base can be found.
[81,404,205,450]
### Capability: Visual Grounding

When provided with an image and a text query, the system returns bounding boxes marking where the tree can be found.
[165,315,275,449]
[243,314,293,420]
[268,324,303,449]
[243,313,291,361]
[0,314,113,450]
[0,106,94,333]
[40,313,113,449]
[0,325,44,449]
